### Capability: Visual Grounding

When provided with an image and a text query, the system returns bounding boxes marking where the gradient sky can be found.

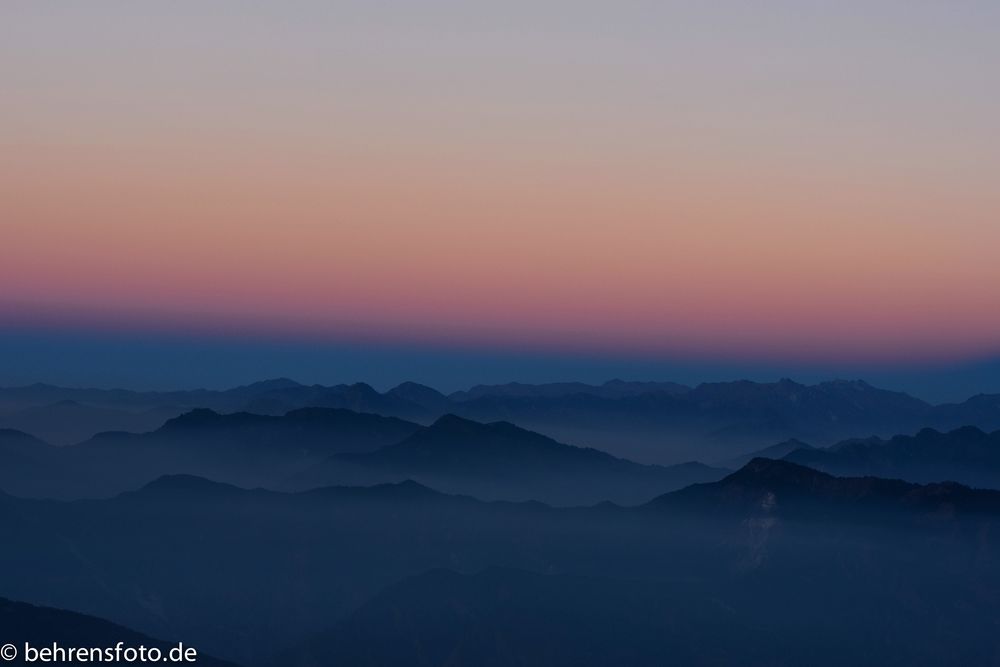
[2,2,999,393]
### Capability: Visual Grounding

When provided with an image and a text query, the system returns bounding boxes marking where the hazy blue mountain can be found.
[3,378,1000,464]
[448,379,690,401]
[0,477,558,663]
[240,382,432,421]
[717,438,814,469]
[785,426,1000,488]
[150,407,420,453]
[0,400,185,446]
[0,407,421,499]
[385,381,453,414]
[0,379,433,442]
[0,382,222,413]
[4,462,1000,664]
[929,393,1000,429]
[446,378,951,463]
[651,456,1000,518]
[300,414,727,505]
[0,596,237,666]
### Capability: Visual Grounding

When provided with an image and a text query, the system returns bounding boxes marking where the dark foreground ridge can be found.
[0,596,238,666]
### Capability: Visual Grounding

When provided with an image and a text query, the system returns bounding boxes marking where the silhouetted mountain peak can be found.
[939,425,988,439]
[386,382,451,409]
[717,438,816,473]
[420,414,545,445]
[160,408,226,430]
[134,474,244,497]
[430,413,482,431]
[344,382,380,397]
[726,457,834,487]
[389,381,446,397]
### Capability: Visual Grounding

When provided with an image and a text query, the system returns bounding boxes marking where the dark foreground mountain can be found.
[785,426,1000,489]
[3,461,1000,665]
[4,379,1000,463]
[294,414,726,505]
[0,596,238,666]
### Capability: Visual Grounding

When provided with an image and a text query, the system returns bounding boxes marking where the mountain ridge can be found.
[5,378,1000,464]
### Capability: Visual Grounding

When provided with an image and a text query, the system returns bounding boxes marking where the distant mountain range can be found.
[291,414,725,505]
[0,407,419,499]
[0,400,182,446]
[783,426,1000,489]
[0,409,725,504]
[4,461,999,665]
[4,378,999,463]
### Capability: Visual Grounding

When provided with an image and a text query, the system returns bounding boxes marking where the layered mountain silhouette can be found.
[294,414,726,505]
[448,378,949,462]
[784,426,1000,488]
[6,375,1000,665]
[4,461,1000,664]
[0,596,237,666]
[0,408,422,498]
[4,378,1000,463]
[0,407,725,504]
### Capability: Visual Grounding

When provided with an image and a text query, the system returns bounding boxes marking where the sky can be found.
[2,2,999,397]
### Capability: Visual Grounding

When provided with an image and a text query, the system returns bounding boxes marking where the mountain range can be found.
[292,414,725,504]
[0,410,723,504]
[4,378,1000,463]
[3,459,1000,665]
[783,426,1000,489]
